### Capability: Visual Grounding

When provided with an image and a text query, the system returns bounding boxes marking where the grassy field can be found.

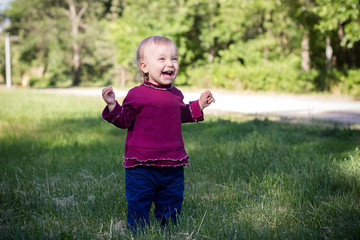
[1,89,359,239]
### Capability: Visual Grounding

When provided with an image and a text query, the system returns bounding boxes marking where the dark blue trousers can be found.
[125,166,184,230]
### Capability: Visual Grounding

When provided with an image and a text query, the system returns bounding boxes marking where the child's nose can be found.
[166,59,173,66]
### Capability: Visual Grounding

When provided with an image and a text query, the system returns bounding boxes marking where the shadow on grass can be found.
[1,116,359,239]
[181,118,360,239]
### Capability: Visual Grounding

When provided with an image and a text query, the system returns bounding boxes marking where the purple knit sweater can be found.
[102,81,204,168]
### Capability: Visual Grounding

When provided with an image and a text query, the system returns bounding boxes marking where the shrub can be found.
[29,76,52,88]
[186,58,317,93]
[339,69,360,97]
[185,59,360,97]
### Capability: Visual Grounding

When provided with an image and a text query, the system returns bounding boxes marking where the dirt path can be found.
[39,87,360,125]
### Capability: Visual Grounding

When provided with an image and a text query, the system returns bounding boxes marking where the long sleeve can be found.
[181,100,204,123]
[102,100,136,129]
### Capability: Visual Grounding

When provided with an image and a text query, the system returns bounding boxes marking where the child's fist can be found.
[102,86,116,111]
[199,90,215,110]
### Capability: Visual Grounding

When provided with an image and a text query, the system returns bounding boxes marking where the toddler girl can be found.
[102,36,215,231]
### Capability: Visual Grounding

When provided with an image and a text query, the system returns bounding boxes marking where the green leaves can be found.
[3,0,360,93]
[312,0,360,47]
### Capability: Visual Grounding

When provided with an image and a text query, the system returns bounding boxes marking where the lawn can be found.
[1,89,359,239]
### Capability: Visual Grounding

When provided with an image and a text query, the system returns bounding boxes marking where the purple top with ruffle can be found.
[102,81,204,168]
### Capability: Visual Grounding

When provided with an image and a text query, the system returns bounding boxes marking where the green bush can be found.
[313,69,360,96]
[185,59,360,97]
[184,64,213,88]
[314,69,343,92]
[339,69,360,97]
[186,58,317,93]
[29,76,52,88]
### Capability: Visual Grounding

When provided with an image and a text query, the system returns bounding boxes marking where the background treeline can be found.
[1,0,360,95]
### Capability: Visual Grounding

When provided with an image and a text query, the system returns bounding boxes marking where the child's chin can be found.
[160,78,174,85]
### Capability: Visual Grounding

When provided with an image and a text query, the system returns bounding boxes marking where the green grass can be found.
[1,89,359,239]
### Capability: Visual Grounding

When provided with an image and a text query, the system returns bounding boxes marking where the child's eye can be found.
[172,57,178,61]
[159,57,165,61]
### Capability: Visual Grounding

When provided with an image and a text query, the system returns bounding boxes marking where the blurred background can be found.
[0,0,359,96]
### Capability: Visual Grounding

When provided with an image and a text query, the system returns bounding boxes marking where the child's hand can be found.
[102,86,116,111]
[199,90,215,110]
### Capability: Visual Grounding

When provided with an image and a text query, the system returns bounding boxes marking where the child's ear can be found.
[140,61,148,74]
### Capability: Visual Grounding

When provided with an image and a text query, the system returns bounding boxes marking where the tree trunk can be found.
[110,0,126,87]
[337,22,350,68]
[110,0,121,21]
[208,21,215,63]
[301,30,310,72]
[325,36,333,70]
[72,24,81,86]
[67,0,89,86]
[263,12,273,64]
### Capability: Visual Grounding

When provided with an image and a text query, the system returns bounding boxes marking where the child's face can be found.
[140,42,179,86]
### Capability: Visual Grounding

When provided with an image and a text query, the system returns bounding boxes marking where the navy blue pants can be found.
[125,166,184,230]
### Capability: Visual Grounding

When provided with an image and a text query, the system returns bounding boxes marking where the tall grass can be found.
[1,89,359,239]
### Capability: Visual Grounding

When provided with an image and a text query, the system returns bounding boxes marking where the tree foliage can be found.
[2,0,360,95]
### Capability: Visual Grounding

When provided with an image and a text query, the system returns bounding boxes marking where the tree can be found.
[283,0,321,71]
[62,0,92,86]
[5,0,114,86]
[4,0,64,85]
[106,0,195,84]
[313,0,360,68]
[3,0,359,95]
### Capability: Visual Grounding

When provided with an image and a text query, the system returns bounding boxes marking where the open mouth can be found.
[162,70,174,79]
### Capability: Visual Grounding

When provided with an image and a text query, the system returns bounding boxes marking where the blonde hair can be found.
[136,36,177,81]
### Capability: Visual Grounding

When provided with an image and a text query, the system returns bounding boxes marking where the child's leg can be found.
[153,167,184,226]
[125,167,155,230]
